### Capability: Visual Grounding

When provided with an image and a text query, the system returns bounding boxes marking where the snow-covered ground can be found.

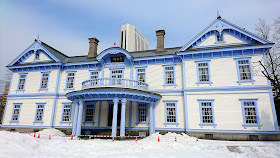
[0,129,279,158]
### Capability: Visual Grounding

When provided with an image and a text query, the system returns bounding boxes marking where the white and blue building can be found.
[2,17,279,140]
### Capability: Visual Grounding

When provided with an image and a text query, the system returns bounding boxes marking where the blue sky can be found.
[0,0,279,90]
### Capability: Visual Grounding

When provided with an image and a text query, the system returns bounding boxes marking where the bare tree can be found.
[0,68,11,124]
[255,17,280,125]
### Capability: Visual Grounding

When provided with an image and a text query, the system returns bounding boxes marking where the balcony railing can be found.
[82,78,149,90]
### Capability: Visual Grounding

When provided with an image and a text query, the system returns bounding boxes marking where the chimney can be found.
[88,37,99,58]
[156,30,165,51]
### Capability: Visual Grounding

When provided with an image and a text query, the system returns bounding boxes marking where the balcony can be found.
[82,78,149,90]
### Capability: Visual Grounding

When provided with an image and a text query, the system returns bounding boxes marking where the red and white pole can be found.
[34,133,36,138]
[38,133,40,139]
[79,136,81,140]
[112,137,114,142]
[196,136,198,142]
[49,135,51,140]
[175,136,177,142]
[158,136,160,142]
[71,135,73,140]
[135,137,137,143]
[89,136,91,140]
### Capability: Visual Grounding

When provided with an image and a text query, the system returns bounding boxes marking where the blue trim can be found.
[235,58,255,85]
[198,99,216,128]
[16,73,28,92]
[185,85,272,92]
[83,101,96,125]
[164,101,179,127]
[136,102,148,125]
[8,93,56,97]
[156,128,186,131]
[38,71,50,91]
[50,66,61,127]
[129,101,132,127]
[97,47,133,61]
[240,99,261,129]
[33,103,46,124]
[65,71,76,90]
[60,102,72,125]
[98,101,102,127]
[185,129,279,134]
[135,67,146,83]
[162,64,176,88]
[195,60,212,86]
[10,103,22,124]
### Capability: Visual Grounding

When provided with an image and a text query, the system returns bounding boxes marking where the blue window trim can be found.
[10,103,22,124]
[33,102,46,125]
[162,64,177,88]
[215,31,225,44]
[197,99,216,128]
[60,102,72,125]
[136,102,149,125]
[83,101,96,125]
[64,71,76,91]
[164,100,179,127]
[195,60,213,86]
[16,73,28,92]
[89,69,100,80]
[110,68,124,85]
[235,57,255,85]
[135,67,146,83]
[34,51,40,61]
[39,71,50,92]
[240,99,261,129]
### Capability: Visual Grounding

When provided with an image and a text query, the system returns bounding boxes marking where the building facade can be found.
[1,17,279,140]
[120,24,148,52]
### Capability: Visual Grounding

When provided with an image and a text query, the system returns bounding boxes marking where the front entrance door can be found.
[107,103,121,127]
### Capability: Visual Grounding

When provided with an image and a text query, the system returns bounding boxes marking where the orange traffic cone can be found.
[112,137,114,142]
[89,136,91,140]
[34,133,36,137]
[49,135,51,140]
[79,136,80,140]
[158,136,160,142]
[175,136,177,142]
[38,133,40,139]
[135,137,137,143]
[196,136,198,142]
[71,135,73,140]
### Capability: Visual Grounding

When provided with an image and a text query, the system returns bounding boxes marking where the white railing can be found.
[82,78,149,90]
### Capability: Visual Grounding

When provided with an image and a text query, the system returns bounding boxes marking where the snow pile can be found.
[37,128,66,136]
[0,131,279,158]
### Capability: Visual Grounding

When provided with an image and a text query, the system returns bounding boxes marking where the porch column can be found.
[149,101,155,135]
[120,98,127,136]
[112,97,119,137]
[75,100,84,136]
[72,101,79,135]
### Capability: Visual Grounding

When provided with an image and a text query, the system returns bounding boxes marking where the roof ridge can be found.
[39,40,69,58]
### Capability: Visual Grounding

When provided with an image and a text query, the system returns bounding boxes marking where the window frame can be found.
[195,60,212,86]
[33,103,46,124]
[136,102,148,125]
[135,67,146,83]
[89,70,99,80]
[235,57,255,85]
[83,102,96,125]
[39,71,50,91]
[17,73,28,92]
[110,68,124,85]
[65,71,76,90]
[34,51,40,60]
[215,32,225,44]
[60,103,72,125]
[240,99,261,129]
[198,99,216,128]
[10,103,22,124]
[164,100,178,127]
[162,64,176,88]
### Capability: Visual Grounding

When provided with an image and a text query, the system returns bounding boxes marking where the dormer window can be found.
[111,56,124,62]
[217,34,223,42]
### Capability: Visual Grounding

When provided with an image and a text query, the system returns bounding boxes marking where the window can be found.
[110,56,124,62]
[61,103,72,124]
[164,101,178,126]
[65,71,76,89]
[90,71,99,80]
[17,73,27,91]
[198,99,216,128]
[136,103,148,124]
[215,32,224,43]
[163,65,176,87]
[196,61,212,85]
[240,99,261,129]
[84,103,95,125]
[111,69,123,85]
[10,103,22,123]
[136,68,146,83]
[34,103,45,123]
[235,58,254,84]
[35,52,40,60]
[39,72,50,90]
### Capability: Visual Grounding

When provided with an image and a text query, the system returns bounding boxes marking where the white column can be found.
[149,101,155,135]
[76,100,84,136]
[111,97,119,137]
[72,101,79,135]
[120,98,127,136]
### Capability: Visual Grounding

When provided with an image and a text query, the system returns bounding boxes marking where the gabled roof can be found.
[179,17,273,52]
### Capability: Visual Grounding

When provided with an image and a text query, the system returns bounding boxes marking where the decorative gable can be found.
[8,40,60,66]
[180,18,271,51]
